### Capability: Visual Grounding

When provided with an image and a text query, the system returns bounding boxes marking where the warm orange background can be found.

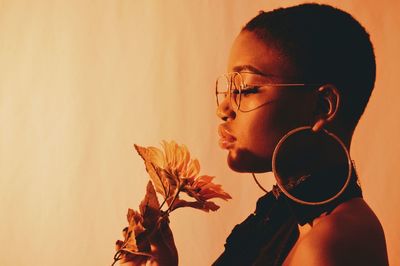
[0,1,398,265]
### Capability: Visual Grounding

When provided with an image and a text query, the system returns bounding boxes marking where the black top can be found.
[212,169,362,266]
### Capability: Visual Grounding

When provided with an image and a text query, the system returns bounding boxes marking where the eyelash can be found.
[232,86,260,95]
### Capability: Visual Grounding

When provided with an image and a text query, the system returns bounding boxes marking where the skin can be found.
[217,30,388,265]
[283,198,388,266]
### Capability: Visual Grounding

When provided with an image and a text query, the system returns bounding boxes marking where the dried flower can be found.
[134,141,231,212]
[113,141,231,265]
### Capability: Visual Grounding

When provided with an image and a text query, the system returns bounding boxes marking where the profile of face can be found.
[217,30,321,173]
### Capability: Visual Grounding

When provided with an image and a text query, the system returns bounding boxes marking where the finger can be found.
[122,253,149,265]
[159,218,173,239]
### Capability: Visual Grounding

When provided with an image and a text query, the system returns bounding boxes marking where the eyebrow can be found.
[232,65,273,78]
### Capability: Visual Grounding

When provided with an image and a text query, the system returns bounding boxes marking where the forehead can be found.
[227,30,298,81]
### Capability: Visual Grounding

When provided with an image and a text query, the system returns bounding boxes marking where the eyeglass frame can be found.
[215,71,322,112]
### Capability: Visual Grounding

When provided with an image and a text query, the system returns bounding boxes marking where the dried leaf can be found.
[172,198,220,212]
[116,183,165,261]
[139,181,161,230]
[125,209,147,252]
[134,144,169,198]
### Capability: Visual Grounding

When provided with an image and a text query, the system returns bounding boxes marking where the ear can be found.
[311,84,340,132]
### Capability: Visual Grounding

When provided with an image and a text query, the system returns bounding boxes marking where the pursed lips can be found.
[218,125,236,149]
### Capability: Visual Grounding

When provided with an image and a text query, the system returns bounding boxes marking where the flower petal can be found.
[172,198,220,212]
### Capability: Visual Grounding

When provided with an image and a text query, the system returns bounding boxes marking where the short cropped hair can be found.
[243,4,376,128]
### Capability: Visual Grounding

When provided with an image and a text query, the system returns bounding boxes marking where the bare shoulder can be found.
[285,198,388,266]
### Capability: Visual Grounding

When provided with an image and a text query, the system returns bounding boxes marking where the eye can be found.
[231,89,240,95]
[241,86,260,96]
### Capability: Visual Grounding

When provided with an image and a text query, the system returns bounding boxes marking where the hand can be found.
[115,216,178,266]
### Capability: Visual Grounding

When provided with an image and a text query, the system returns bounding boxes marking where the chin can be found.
[226,147,273,173]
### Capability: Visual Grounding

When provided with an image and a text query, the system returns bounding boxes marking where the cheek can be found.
[237,107,283,156]
[225,97,314,173]
[227,108,283,173]
[238,101,311,156]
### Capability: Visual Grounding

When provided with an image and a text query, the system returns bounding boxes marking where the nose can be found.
[216,97,236,121]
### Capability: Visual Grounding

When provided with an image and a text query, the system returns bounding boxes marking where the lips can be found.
[218,125,236,149]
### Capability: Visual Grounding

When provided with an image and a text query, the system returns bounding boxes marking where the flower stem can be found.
[165,185,182,214]
[159,184,170,211]
[111,250,122,266]
[112,237,130,266]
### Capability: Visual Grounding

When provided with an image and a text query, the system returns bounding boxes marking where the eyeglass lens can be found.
[216,73,243,110]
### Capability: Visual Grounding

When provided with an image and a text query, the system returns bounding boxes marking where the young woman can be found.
[121,3,389,265]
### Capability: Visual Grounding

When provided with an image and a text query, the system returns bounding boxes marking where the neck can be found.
[281,162,362,225]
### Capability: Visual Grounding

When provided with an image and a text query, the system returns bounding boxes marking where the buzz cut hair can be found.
[243,3,376,128]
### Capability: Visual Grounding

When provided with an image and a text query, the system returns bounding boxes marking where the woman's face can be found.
[217,30,317,173]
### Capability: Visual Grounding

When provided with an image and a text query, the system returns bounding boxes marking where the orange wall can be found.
[0,1,398,265]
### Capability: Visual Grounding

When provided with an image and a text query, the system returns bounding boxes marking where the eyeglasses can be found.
[215,71,320,112]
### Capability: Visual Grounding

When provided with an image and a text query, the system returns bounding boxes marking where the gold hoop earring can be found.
[272,126,352,206]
